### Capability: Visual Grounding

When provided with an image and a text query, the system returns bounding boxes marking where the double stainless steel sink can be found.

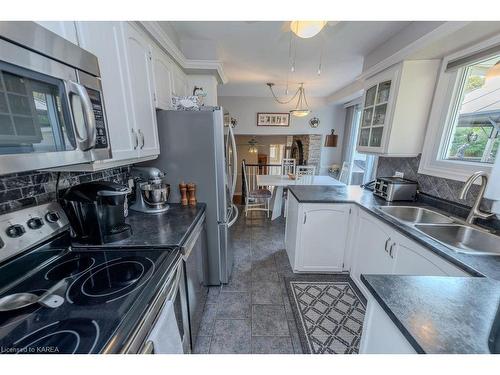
[377,206,500,256]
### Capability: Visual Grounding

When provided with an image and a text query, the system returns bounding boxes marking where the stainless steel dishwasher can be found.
[181,212,208,350]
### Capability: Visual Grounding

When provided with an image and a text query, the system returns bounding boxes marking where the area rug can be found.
[285,274,366,354]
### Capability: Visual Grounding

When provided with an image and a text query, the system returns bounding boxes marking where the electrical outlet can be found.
[394,171,404,178]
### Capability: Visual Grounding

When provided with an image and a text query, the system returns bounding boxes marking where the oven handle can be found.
[66,80,96,151]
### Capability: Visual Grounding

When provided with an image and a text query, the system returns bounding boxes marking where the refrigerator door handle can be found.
[227,204,239,228]
[228,125,238,200]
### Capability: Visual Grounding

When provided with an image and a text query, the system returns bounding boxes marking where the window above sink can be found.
[420,34,500,182]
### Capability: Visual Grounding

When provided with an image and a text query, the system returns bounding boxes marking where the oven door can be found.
[139,259,191,354]
[0,37,110,174]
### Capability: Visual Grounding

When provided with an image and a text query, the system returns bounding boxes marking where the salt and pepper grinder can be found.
[179,182,188,206]
[187,183,197,206]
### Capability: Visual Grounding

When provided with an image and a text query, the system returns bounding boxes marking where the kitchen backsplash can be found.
[376,154,491,209]
[0,166,130,215]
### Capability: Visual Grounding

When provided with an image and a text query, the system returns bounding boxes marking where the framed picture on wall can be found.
[257,112,290,127]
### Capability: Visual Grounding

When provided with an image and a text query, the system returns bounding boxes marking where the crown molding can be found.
[137,21,228,84]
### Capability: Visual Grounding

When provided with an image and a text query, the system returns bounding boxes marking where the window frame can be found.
[419,34,500,182]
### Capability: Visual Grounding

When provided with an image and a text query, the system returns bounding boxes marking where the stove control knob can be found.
[45,211,60,223]
[27,217,44,230]
[6,224,26,238]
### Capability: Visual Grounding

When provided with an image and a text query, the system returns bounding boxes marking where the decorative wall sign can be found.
[257,112,290,127]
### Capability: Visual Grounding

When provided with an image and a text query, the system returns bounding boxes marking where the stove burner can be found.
[5,318,99,354]
[67,256,154,305]
[45,255,95,281]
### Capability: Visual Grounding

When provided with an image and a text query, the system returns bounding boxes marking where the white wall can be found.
[219,96,346,175]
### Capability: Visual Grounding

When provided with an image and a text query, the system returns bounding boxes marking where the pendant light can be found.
[290,21,327,39]
[289,84,310,117]
[248,138,258,154]
[324,129,338,147]
[267,83,310,118]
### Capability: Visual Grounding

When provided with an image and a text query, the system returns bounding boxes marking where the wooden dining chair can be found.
[281,158,296,175]
[296,165,316,177]
[242,160,271,217]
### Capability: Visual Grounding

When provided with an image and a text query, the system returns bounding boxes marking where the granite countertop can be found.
[288,185,500,280]
[96,203,206,248]
[361,275,500,353]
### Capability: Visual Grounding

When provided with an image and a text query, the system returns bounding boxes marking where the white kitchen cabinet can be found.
[392,231,469,277]
[151,46,174,110]
[285,197,351,272]
[122,22,160,158]
[351,209,470,295]
[76,22,139,162]
[351,210,395,294]
[172,64,189,97]
[359,295,417,354]
[36,22,79,45]
[357,60,440,156]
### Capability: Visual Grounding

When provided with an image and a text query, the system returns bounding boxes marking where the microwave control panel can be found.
[87,88,109,149]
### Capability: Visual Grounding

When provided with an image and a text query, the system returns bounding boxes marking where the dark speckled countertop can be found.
[288,185,500,280]
[288,184,500,353]
[361,275,500,353]
[84,203,206,248]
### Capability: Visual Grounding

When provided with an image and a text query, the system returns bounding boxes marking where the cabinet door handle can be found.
[138,129,145,149]
[389,242,395,258]
[303,213,307,224]
[384,238,391,252]
[132,129,139,149]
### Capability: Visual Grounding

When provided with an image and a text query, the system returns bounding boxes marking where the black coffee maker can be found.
[61,181,132,245]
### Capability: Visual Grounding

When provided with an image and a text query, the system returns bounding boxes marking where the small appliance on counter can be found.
[373,177,418,202]
[60,181,132,245]
[130,167,170,213]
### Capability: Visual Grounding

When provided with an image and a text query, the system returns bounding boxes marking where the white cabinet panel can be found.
[76,21,138,161]
[297,204,350,272]
[393,232,469,277]
[285,194,299,269]
[351,210,395,290]
[123,23,159,157]
[172,65,189,97]
[360,296,416,354]
[151,46,173,110]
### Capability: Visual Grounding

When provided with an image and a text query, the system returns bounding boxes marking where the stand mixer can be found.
[130,167,170,213]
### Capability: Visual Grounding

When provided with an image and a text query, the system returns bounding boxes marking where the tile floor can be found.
[193,208,302,354]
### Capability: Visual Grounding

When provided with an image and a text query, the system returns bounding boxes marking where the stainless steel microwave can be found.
[0,22,111,174]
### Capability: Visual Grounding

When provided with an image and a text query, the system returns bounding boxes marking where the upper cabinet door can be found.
[76,21,139,161]
[151,46,173,110]
[172,65,189,97]
[122,23,159,157]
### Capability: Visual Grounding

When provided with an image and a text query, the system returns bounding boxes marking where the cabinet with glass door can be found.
[356,60,440,156]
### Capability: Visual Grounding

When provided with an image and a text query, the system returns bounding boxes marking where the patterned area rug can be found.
[285,274,366,354]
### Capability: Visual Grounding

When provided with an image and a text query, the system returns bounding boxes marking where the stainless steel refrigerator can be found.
[143,108,238,285]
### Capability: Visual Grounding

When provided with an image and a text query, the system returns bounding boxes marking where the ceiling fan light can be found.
[290,21,327,39]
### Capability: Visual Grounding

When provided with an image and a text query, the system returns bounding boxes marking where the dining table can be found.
[256,174,345,220]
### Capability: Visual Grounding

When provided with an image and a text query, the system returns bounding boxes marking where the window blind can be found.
[446,44,500,72]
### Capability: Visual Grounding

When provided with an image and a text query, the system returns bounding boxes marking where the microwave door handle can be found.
[67,81,96,151]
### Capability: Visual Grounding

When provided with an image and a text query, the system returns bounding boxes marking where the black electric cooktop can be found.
[0,234,179,354]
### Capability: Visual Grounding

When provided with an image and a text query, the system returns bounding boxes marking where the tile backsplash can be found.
[0,166,130,214]
[376,154,490,209]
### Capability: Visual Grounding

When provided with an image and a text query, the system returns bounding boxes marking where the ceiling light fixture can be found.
[248,138,258,154]
[290,21,327,39]
[267,82,310,118]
